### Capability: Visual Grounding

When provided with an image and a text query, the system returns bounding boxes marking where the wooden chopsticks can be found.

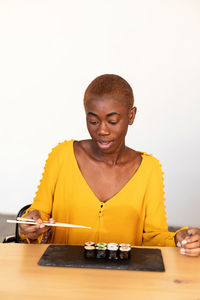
[7,217,91,229]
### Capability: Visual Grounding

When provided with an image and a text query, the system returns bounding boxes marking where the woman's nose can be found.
[97,122,110,135]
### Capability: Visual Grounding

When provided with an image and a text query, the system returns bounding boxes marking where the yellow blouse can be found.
[21,139,181,246]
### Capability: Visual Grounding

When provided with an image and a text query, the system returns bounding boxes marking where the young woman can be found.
[19,74,200,256]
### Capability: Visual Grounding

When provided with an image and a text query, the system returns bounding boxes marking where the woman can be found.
[20,74,200,256]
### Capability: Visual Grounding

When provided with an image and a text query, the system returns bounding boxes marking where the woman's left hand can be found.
[175,228,200,257]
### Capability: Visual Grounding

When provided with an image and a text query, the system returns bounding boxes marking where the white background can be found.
[0,0,199,227]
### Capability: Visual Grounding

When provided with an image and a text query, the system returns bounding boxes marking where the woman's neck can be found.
[90,139,127,166]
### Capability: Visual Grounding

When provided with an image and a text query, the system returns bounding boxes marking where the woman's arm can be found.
[19,143,63,243]
[142,157,187,247]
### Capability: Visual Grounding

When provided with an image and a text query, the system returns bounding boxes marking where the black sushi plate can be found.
[38,245,165,272]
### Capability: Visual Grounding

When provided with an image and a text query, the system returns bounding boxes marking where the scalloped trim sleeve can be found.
[142,157,186,246]
[19,141,70,243]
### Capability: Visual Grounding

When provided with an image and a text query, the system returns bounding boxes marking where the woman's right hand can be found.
[19,209,53,240]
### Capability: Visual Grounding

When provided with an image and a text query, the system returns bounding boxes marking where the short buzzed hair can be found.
[84,74,134,109]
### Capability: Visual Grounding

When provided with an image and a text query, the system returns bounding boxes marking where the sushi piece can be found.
[84,241,95,247]
[84,245,95,258]
[96,242,107,248]
[119,243,130,248]
[119,246,131,260]
[107,242,118,248]
[107,244,118,260]
[96,245,106,258]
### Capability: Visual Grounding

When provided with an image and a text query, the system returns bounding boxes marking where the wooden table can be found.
[0,244,200,300]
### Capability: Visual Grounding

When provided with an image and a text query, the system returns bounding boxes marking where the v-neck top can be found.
[21,139,178,246]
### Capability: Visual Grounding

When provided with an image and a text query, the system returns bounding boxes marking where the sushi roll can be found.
[119,243,130,248]
[84,245,95,258]
[96,242,107,248]
[96,245,107,258]
[107,244,118,260]
[107,242,118,248]
[119,246,131,260]
[84,241,95,247]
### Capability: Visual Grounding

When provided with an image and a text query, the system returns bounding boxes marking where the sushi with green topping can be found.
[96,245,106,258]
[96,242,107,248]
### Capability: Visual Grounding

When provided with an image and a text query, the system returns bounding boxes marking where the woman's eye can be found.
[89,121,98,125]
[109,121,117,125]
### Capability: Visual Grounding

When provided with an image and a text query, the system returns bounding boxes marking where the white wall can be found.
[0,0,199,227]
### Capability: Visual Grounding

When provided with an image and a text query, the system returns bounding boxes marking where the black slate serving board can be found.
[38,245,165,272]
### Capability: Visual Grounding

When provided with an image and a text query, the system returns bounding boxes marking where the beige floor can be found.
[0,214,15,242]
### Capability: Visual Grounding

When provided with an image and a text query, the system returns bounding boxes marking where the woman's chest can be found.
[73,156,142,202]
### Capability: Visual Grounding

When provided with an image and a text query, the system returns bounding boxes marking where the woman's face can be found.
[85,95,136,153]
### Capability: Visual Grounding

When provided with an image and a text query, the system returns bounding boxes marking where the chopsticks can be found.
[7,217,91,229]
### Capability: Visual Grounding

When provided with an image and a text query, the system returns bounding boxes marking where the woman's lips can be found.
[96,140,113,149]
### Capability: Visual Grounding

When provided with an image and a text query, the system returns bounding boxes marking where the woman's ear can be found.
[129,107,137,125]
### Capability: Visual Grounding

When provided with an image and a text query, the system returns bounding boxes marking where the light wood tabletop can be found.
[0,244,200,300]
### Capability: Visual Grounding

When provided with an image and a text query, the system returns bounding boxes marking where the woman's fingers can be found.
[175,229,188,245]
[180,247,200,257]
[19,209,51,240]
[178,228,200,257]
[181,231,200,247]
[21,223,49,240]
[19,210,56,241]
[176,228,200,245]
[183,240,200,249]
[25,230,47,240]
[187,228,200,236]
[182,234,200,246]
[23,223,48,234]
[26,209,43,224]
[49,218,55,224]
